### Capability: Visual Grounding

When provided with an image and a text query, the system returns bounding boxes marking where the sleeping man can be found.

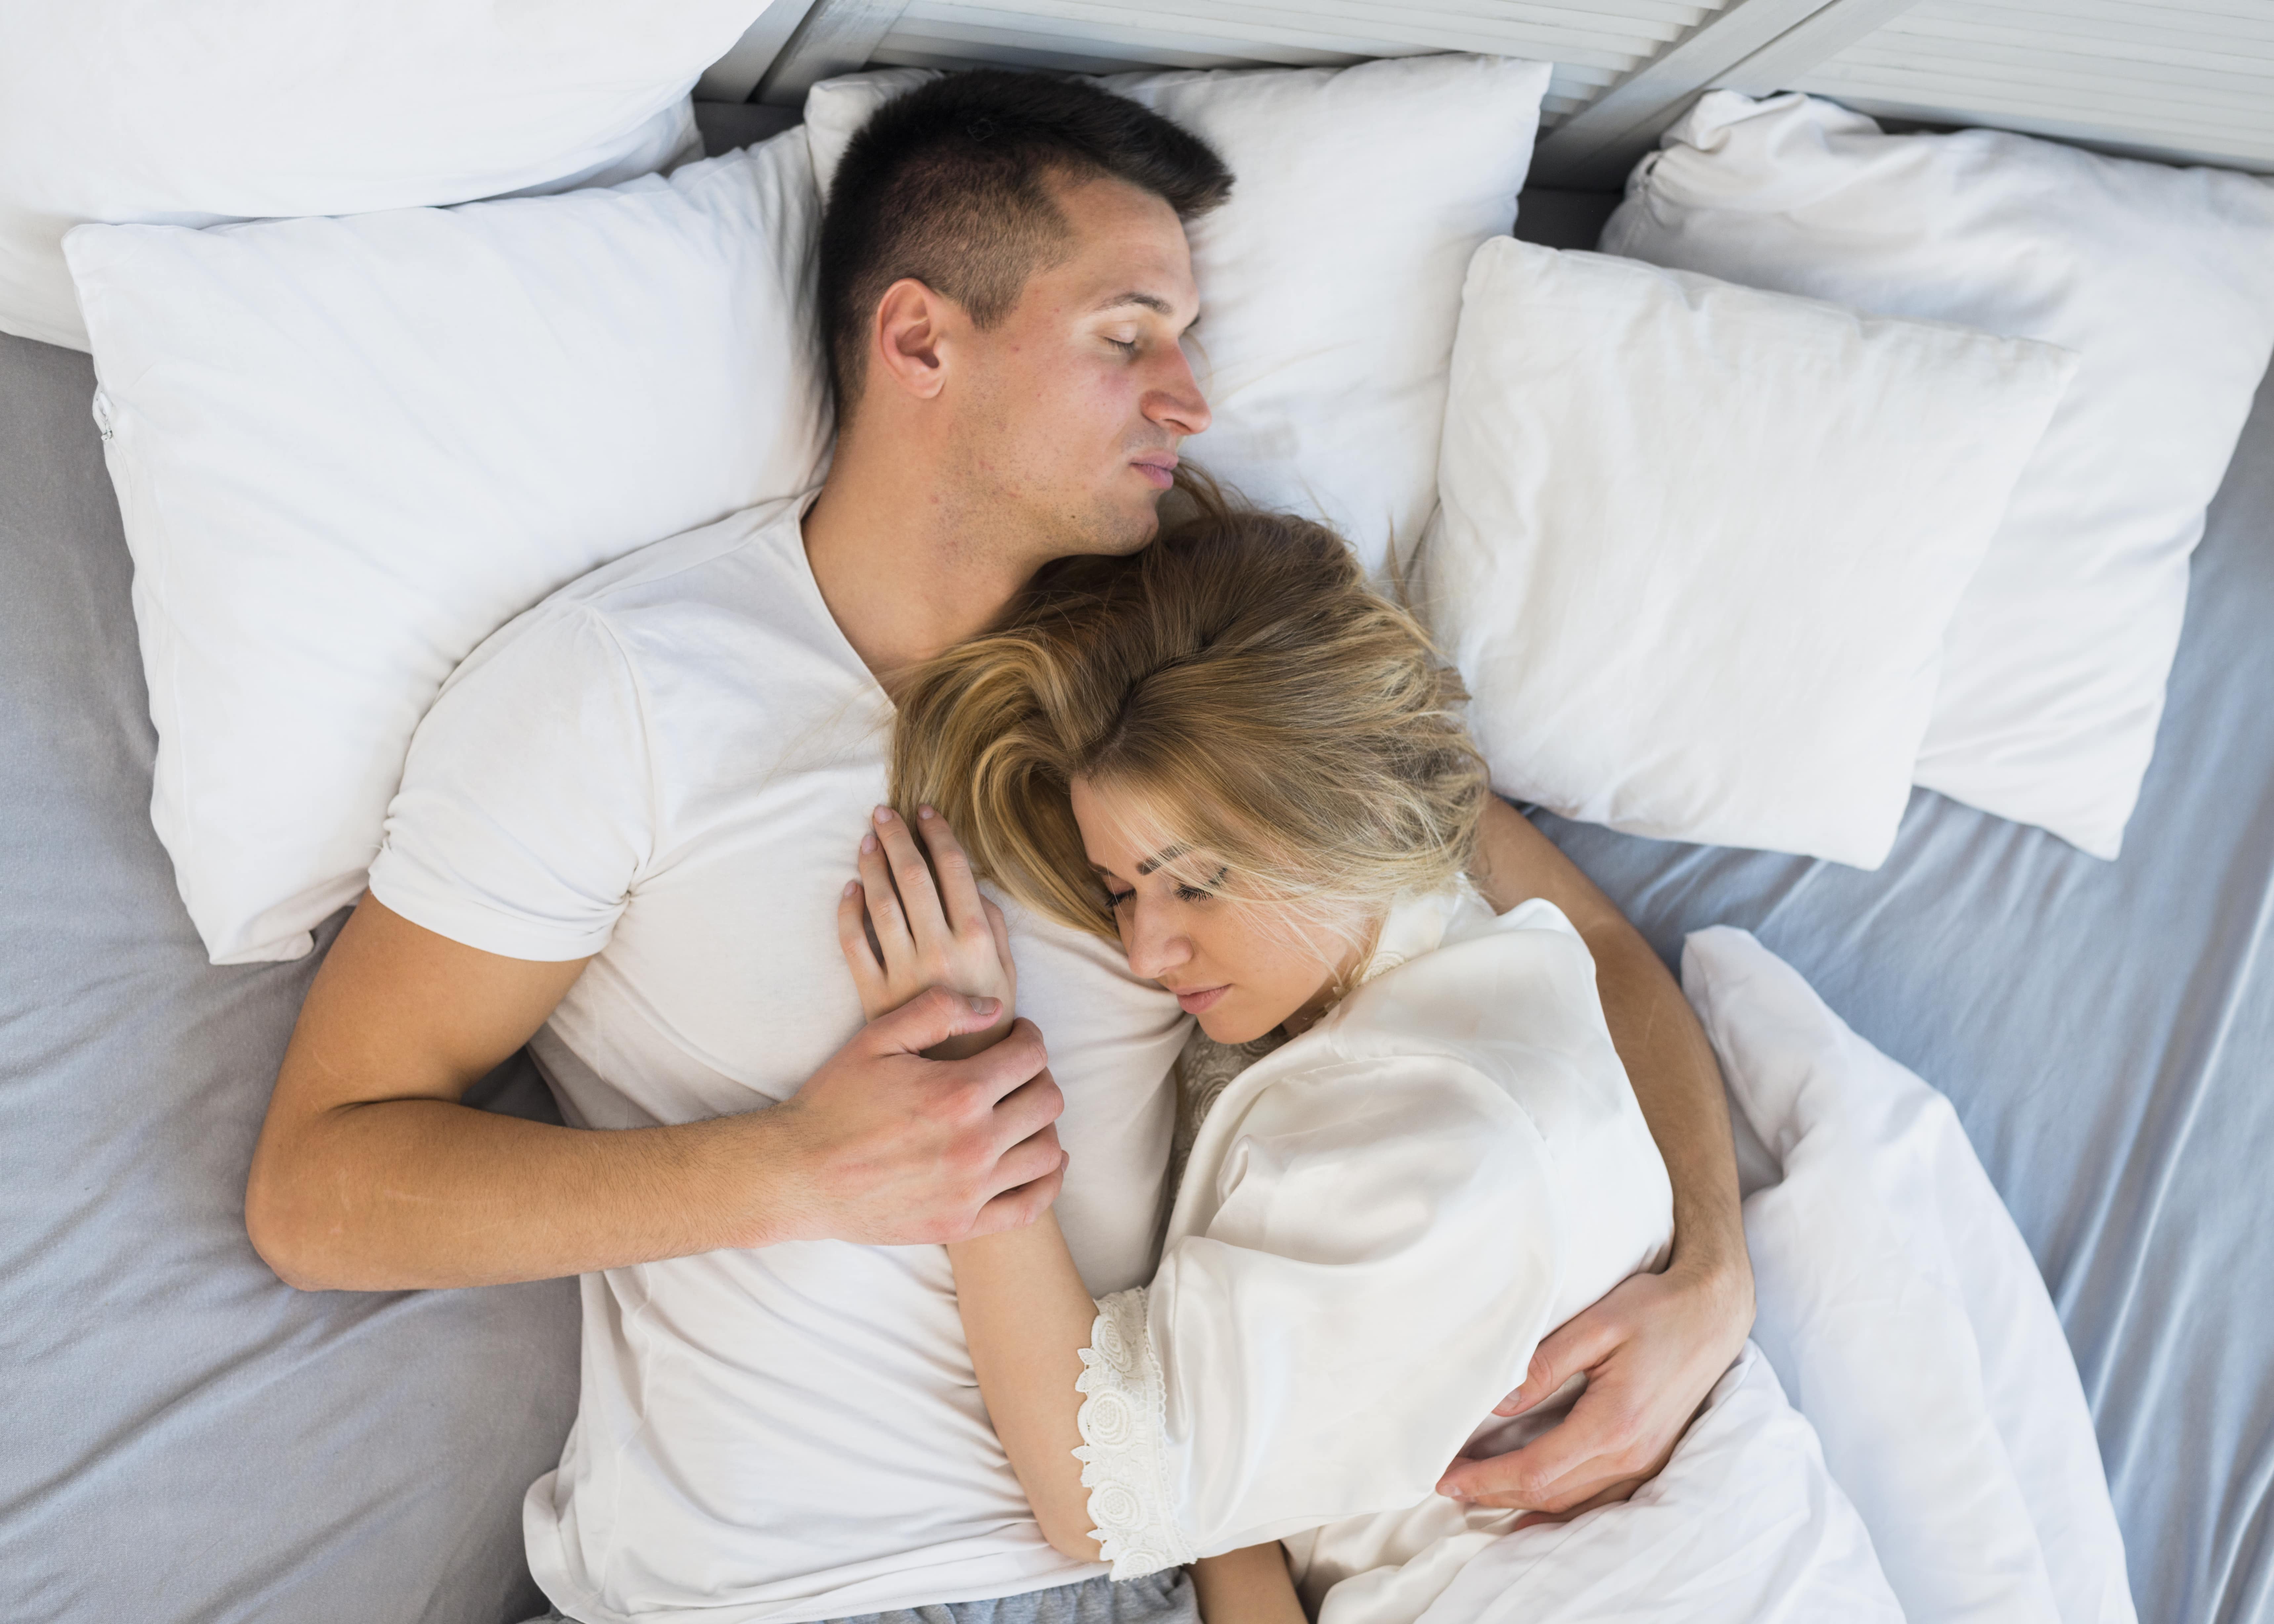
[245,70,1754,1624]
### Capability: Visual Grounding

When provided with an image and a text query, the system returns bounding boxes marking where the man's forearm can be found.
[246,1099,788,1291]
[1469,799,1752,1300]
[1583,923,1750,1293]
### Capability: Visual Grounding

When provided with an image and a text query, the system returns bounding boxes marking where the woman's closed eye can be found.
[1101,866,1228,915]
[1173,866,1229,904]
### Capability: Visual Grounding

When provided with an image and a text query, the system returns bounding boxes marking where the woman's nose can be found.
[1123,905,1193,981]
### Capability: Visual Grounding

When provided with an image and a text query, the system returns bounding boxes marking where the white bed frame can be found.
[694,0,2274,185]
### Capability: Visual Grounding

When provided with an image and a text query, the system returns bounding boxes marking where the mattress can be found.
[2,259,2269,1622]
[0,331,580,1621]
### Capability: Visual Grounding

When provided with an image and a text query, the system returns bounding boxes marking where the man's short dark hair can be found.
[818,69,1233,409]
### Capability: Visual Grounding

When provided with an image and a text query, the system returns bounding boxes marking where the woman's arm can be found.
[842,809,1307,1622]
[944,1215,1099,1558]
[1189,1546,1308,1624]
[950,1215,1306,1624]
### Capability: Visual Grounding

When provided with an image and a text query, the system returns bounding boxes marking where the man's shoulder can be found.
[463,494,847,704]
[551,495,811,628]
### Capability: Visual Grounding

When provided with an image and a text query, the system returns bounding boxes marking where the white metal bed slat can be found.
[1818,94,2274,165]
[1829,38,2274,111]
[901,0,1707,52]
[1880,8,2274,65]
[1956,0,2274,47]
[881,0,1705,72]
[707,0,2274,183]
[1795,0,2274,172]
[1799,75,2274,149]
[1811,65,2274,134]
[872,21,1611,116]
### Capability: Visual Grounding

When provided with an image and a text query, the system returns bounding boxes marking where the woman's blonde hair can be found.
[890,483,1491,942]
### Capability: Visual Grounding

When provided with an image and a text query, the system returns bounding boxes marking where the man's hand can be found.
[758,989,1066,1247]
[1459,796,1756,1514]
[1435,1258,1752,1516]
[248,896,1067,1291]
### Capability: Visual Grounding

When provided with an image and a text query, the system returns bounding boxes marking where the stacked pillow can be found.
[1600,92,2274,859]
[1420,237,2074,870]
[0,1,765,350]
[66,54,1557,964]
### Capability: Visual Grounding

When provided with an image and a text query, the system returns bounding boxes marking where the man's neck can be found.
[801,430,1041,686]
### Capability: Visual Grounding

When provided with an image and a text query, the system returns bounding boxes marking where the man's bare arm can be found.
[245,895,1066,1292]
[1446,797,1754,1511]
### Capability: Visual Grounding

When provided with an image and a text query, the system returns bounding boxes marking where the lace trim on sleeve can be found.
[1074,1287,1193,1579]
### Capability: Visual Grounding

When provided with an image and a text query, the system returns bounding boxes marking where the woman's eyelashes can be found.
[1173,866,1230,904]
[1103,865,1230,915]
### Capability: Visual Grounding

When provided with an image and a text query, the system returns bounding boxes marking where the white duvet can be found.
[1282,928,2129,1624]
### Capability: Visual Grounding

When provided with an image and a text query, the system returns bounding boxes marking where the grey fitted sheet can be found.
[0,330,580,1622]
[3,255,2269,1624]
[1537,368,2274,1624]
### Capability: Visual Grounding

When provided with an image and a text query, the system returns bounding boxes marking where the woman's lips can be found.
[1174,984,1229,1014]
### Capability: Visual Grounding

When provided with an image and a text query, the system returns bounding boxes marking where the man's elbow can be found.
[242,1163,342,1292]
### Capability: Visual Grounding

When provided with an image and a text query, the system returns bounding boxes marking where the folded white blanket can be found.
[1302,928,2131,1624]
[1415,1345,1900,1624]
[1685,927,2133,1624]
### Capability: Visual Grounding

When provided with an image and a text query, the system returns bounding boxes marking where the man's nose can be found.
[1146,342,1212,438]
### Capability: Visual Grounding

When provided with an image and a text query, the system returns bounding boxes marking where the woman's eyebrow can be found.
[1135,844,1188,877]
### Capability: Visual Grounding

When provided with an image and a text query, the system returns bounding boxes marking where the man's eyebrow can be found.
[1091,290,1176,316]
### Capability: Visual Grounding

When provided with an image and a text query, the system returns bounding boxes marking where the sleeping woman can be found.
[835,500,1675,1623]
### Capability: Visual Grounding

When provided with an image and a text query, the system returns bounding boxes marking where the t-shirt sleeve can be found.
[1070,1058,1564,1574]
[369,603,656,962]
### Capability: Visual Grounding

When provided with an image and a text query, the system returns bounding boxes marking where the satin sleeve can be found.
[1073,1054,1565,1576]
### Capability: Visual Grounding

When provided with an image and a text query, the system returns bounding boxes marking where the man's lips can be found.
[1131,451,1178,490]
[1170,984,1228,1014]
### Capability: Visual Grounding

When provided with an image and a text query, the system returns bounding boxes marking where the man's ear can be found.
[871,277,959,402]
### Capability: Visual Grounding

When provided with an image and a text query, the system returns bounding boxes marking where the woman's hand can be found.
[839,804,1017,1060]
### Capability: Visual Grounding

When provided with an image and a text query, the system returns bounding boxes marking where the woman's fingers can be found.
[857,824,915,965]
[871,806,952,954]
[836,879,888,1008]
[914,805,986,938]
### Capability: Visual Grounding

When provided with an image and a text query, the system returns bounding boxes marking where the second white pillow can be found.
[1420,239,2074,869]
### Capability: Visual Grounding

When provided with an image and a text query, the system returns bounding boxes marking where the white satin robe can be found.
[1069,888,1674,1579]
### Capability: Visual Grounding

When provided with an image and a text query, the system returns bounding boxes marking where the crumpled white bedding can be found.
[1290,928,2128,1624]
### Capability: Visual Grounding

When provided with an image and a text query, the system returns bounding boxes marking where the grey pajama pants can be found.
[519,1568,1199,1624]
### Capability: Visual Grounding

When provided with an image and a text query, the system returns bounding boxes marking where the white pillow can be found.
[1420,238,2074,869]
[1683,926,2135,1624]
[66,132,832,963]
[1603,92,2274,859]
[805,55,1554,580]
[0,1,767,351]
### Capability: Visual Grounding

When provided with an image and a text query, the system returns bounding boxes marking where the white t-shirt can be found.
[369,498,1190,1624]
